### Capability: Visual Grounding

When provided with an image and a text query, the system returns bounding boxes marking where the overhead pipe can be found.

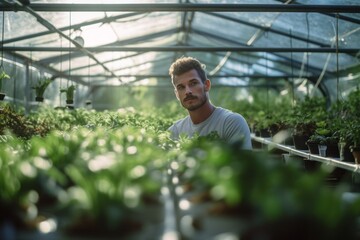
[3,46,359,53]
[2,3,360,13]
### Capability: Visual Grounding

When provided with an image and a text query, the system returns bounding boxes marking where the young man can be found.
[168,56,252,149]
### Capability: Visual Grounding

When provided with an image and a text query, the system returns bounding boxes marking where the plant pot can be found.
[325,143,340,158]
[0,93,5,101]
[318,145,327,157]
[306,141,319,155]
[260,128,271,138]
[339,142,354,162]
[292,135,309,150]
[66,99,74,104]
[350,146,360,164]
[35,96,44,102]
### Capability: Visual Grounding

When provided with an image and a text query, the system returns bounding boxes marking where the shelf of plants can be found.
[1,103,360,239]
[252,135,360,173]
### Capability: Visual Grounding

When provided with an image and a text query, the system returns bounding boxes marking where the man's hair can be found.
[169,56,207,84]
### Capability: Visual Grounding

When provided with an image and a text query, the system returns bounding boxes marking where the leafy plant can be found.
[287,96,327,137]
[60,85,76,101]
[0,69,10,92]
[32,78,53,98]
[172,134,360,239]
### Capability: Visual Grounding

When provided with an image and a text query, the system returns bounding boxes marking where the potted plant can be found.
[32,77,53,102]
[349,121,360,164]
[306,134,323,155]
[0,69,10,100]
[288,96,326,150]
[60,85,76,107]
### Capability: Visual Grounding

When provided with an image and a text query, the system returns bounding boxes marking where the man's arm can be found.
[224,113,252,149]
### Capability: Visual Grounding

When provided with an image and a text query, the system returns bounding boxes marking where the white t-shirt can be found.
[168,107,252,149]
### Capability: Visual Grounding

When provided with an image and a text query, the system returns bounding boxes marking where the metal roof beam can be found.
[3,0,123,83]
[2,12,146,45]
[5,46,358,53]
[204,12,330,48]
[273,0,360,24]
[38,28,181,64]
[2,3,360,13]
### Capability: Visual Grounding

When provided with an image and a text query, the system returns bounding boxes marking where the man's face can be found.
[173,69,210,111]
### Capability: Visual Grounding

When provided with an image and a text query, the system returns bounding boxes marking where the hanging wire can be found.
[306,13,310,95]
[87,57,91,105]
[335,13,340,101]
[0,10,5,70]
[265,52,269,111]
[311,20,338,98]
[68,11,72,88]
[296,13,311,98]
[60,35,63,105]
[289,29,295,106]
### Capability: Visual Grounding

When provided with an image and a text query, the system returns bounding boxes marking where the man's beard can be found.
[182,93,208,111]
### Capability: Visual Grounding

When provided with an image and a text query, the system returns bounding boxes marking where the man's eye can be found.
[177,86,185,90]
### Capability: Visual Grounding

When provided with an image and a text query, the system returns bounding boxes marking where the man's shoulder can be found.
[215,107,243,120]
[170,115,191,129]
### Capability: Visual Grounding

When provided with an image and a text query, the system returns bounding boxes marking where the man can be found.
[168,56,252,149]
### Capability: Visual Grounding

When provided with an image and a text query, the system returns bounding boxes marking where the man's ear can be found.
[204,79,211,92]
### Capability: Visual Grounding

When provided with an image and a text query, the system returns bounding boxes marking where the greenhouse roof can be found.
[1,0,360,89]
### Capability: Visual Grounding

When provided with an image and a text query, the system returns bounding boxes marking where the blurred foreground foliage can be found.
[0,102,360,239]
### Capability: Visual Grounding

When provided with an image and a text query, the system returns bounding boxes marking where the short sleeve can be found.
[224,113,252,149]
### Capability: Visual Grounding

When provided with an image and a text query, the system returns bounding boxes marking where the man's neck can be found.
[189,102,216,124]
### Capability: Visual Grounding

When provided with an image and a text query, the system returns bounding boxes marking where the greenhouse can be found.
[1,0,360,239]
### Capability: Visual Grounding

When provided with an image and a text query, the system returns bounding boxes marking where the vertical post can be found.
[24,61,30,115]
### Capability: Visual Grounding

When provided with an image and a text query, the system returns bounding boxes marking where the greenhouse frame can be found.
[1,1,360,239]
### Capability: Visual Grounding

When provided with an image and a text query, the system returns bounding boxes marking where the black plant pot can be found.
[339,142,355,162]
[292,135,310,150]
[306,141,319,155]
[0,93,5,101]
[35,96,44,102]
[351,146,360,164]
[326,143,340,158]
[260,128,271,138]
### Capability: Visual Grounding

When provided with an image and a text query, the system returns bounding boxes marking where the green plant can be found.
[173,134,360,239]
[0,69,10,92]
[287,96,327,137]
[60,85,76,101]
[348,121,360,148]
[307,121,339,145]
[32,78,53,98]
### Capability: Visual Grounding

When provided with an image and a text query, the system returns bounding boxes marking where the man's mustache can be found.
[184,95,197,101]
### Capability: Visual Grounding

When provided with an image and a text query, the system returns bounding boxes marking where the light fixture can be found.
[73,28,84,47]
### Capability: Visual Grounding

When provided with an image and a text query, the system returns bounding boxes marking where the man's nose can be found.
[185,85,192,94]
